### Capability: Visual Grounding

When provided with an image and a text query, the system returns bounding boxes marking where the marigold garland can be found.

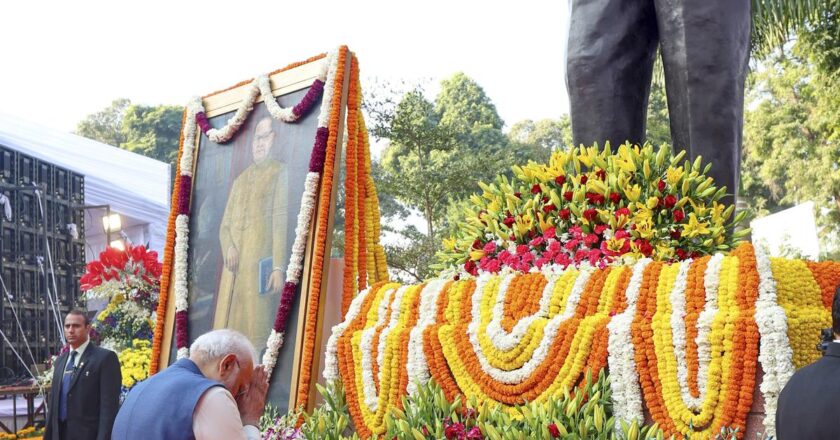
[151,48,389,408]
[325,243,838,439]
[297,48,389,408]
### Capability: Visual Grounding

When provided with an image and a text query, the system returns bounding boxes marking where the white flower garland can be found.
[323,284,377,382]
[376,286,410,387]
[188,62,329,145]
[405,279,448,396]
[465,269,592,384]
[359,286,398,411]
[171,49,339,363]
[607,258,650,426]
[262,51,339,374]
[694,253,723,401]
[173,215,190,314]
[484,273,558,351]
[754,244,795,438]
[668,259,703,411]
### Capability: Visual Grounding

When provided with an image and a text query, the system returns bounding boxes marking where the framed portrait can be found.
[155,52,351,414]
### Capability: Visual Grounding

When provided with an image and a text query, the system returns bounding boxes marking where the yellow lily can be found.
[469,249,485,261]
[682,213,711,238]
[443,237,456,251]
[623,184,642,202]
[666,166,684,186]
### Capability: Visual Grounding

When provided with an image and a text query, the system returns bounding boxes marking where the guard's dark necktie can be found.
[59,351,77,421]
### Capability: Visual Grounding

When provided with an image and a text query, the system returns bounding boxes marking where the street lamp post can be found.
[73,204,123,250]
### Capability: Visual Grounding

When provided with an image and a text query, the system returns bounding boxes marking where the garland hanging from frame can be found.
[149,47,388,392]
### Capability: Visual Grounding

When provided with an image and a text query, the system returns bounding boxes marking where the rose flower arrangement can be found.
[438,143,749,275]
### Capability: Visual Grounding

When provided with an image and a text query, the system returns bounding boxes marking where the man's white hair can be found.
[189,329,257,365]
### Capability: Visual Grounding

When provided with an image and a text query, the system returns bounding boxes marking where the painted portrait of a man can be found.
[213,115,289,345]
[183,84,321,412]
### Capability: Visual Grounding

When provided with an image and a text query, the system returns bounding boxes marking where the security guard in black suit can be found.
[776,285,840,440]
[44,310,121,440]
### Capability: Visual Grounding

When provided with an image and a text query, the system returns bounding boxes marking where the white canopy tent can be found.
[0,112,171,260]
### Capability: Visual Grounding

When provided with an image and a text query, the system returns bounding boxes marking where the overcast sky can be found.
[0,1,571,134]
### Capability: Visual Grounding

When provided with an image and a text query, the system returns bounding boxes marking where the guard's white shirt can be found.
[67,339,90,367]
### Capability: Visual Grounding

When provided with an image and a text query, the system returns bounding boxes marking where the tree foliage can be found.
[121,104,184,166]
[76,99,183,176]
[508,117,572,163]
[367,74,550,282]
[751,0,840,57]
[741,32,840,259]
[76,98,131,148]
[644,78,672,148]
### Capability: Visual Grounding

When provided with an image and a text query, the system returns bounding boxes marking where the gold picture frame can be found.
[156,52,351,413]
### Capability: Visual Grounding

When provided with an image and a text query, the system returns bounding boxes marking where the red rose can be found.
[596,169,607,180]
[675,248,688,260]
[465,426,482,440]
[548,423,561,438]
[615,207,631,218]
[472,239,482,250]
[636,239,653,256]
[503,216,516,228]
[563,191,574,201]
[531,184,542,194]
[586,192,605,205]
[594,224,608,235]
[553,253,572,267]
[464,260,478,276]
[559,208,571,219]
[580,175,588,184]
[444,422,465,440]
[671,230,682,240]
[554,175,566,185]
[529,236,546,248]
[673,209,685,222]
[542,204,557,213]
[609,192,621,204]
[664,194,677,209]
[583,208,598,221]
[658,179,666,192]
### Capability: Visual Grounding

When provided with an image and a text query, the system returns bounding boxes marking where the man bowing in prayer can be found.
[44,310,121,440]
[111,329,268,440]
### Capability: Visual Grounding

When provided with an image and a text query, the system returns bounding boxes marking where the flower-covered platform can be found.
[325,243,840,438]
[323,145,840,439]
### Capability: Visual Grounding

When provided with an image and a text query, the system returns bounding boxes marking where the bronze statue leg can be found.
[566,0,659,150]
[654,0,751,205]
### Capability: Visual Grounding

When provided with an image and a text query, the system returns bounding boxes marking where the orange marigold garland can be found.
[326,244,839,437]
[295,45,349,407]
[685,256,709,399]
[149,109,187,375]
[807,261,840,309]
[150,51,334,374]
[342,54,360,317]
